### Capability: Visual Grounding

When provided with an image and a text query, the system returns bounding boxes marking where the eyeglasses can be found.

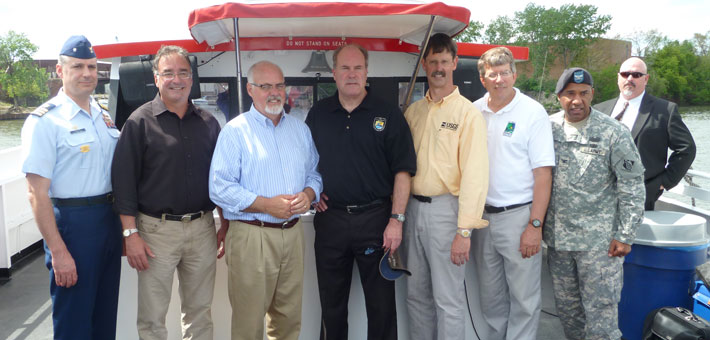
[619,71,646,79]
[485,70,513,80]
[157,71,192,80]
[250,83,286,91]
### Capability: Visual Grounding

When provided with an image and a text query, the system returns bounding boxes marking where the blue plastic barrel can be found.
[618,211,709,340]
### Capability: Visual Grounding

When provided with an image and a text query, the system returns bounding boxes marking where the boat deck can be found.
[0,246,565,340]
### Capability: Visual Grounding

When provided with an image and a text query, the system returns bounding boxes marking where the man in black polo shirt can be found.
[112,45,224,340]
[306,43,416,340]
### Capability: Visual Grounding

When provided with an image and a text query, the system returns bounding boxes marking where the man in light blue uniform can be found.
[209,61,322,339]
[21,35,121,340]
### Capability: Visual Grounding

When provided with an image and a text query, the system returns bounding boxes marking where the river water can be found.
[2,107,709,207]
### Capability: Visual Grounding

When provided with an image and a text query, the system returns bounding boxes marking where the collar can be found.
[56,88,101,121]
[481,88,521,115]
[327,89,375,114]
[628,90,645,107]
[150,93,197,118]
[425,86,461,104]
[245,104,285,127]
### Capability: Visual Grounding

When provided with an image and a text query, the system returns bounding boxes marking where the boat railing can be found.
[658,168,710,222]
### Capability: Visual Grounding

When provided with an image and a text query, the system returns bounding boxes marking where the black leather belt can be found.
[412,195,432,203]
[238,218,299,229]
[51,193,114,207]
[331,198,388,214]
[143,211,206,222]
[484,201,532,214]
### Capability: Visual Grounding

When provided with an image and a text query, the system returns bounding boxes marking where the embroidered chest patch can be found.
[440,121,458,131]
[503,122,516,137]
[373,117,387,131]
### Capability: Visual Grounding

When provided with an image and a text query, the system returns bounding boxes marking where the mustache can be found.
[266,95,283,102]
[623,81,636,88]
[432,71,446,77]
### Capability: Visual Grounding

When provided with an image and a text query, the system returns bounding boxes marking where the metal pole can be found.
[233,18,244,114]
[403,15,436,111]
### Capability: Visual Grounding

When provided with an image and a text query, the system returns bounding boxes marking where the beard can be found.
[264,95,284,115]
[622,82,635,97]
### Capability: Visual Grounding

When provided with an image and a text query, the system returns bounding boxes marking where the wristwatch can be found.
[123,228,139,237]
[530,218,542,228]
[391,214,405,223]
[456,228,472,238]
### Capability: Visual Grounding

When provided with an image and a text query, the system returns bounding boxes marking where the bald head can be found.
[618,57,649,100]
[247,61,284,83]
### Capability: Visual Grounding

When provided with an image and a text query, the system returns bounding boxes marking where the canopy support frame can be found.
[233,18,245,115]
[403,15,436,111]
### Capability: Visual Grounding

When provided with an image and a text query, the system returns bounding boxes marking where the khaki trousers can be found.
[226,220,304,340]
[136,212,217,340]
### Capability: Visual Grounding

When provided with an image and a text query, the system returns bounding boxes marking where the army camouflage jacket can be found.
[545,109,645,251]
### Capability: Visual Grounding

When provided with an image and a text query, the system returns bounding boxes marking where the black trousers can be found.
[314,203,397,340]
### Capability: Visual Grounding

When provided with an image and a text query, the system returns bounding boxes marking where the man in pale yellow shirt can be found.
[402,33,489,340]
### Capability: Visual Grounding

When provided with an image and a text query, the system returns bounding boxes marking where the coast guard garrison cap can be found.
[555,67,593,94]
[379,249,412,281]
[60,35,96,59]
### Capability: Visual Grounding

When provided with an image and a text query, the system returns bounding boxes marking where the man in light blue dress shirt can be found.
[21,35,122,340]
[209,61,322,340]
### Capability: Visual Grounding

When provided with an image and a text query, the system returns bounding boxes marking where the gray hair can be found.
[152,45,191,74]
[477,46,516,76]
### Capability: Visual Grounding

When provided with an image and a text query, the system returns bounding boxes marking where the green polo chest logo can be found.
[373,117,387,131]
[503,122,515,136]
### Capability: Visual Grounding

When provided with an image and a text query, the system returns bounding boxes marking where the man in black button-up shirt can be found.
[111,45,223,340]
[306,43,416,340]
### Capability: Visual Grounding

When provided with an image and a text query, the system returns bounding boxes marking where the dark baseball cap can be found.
[555,67,593,94]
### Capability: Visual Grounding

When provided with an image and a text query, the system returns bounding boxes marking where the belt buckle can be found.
[282,220,289,229]
[346,205,357,214]
[181,214,192,223]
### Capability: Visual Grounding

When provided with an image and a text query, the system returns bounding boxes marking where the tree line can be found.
[457,3,710,106]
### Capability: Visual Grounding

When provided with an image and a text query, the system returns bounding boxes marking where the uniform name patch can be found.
[580,146,606,156]
[440,122,458,131]
[503,122,516,137]
[373,117,386,131]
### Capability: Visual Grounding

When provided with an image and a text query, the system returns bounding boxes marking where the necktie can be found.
[614,101,629,121]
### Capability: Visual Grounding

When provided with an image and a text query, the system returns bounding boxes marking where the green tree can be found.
[552,4,611,69]
[0,31,48,108]
[456,21,484,43]
[647,41,698,104]
[625,29,669,57]
[513,4,611,86]
[692,31,710,56]
[590,63,621,104]
[483,16,516,45]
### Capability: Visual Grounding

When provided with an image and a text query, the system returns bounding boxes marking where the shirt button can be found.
[187,154,191,158]
[346,126,350,129]
[347,115,351,118]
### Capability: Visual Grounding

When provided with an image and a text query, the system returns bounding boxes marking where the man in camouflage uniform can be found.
[545,68,645,340]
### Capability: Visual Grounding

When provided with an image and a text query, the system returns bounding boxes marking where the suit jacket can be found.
[594,93,696,209]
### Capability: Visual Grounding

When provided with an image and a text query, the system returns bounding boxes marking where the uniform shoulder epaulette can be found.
[30,102,56,117]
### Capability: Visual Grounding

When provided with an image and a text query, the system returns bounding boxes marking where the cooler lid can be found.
[634,211,709,247]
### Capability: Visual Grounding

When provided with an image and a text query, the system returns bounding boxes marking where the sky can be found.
[1,0,708,59]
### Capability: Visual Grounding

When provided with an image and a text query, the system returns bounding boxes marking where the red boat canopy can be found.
[188,2,471,47]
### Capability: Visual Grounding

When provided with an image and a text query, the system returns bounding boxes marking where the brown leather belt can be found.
[238,218,299,229]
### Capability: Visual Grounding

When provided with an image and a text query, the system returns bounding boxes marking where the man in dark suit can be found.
[595,57,696,210]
